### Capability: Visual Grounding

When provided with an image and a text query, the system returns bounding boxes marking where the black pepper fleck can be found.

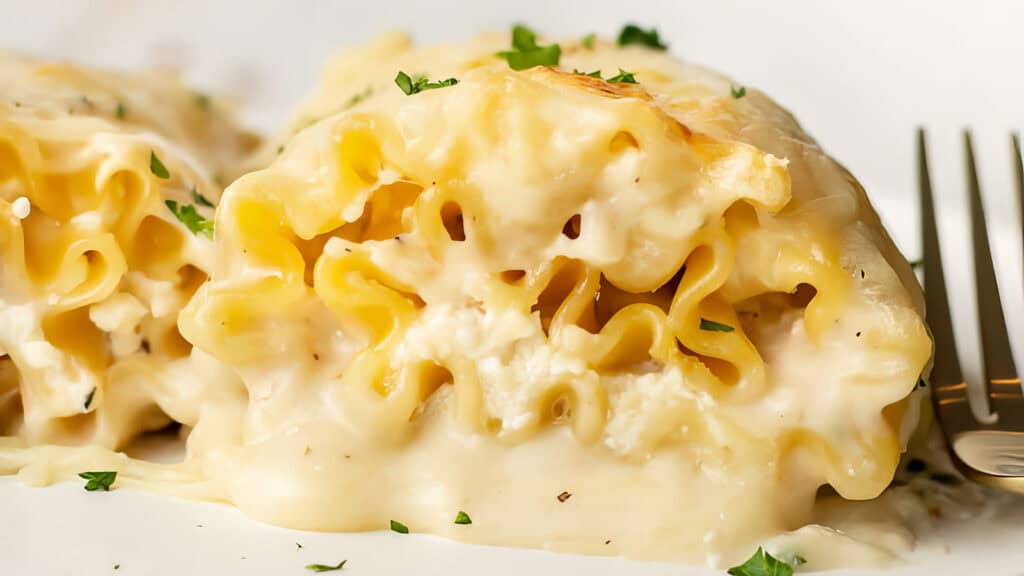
[83,387,96,410]
[930,472,961,486]
[557,491,572,502]
[855,331,861,337]
[860,269,865,279]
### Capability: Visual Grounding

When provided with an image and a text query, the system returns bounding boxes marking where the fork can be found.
[920,129,1024,489]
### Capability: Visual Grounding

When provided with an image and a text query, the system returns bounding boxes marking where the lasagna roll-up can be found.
[180,33,930,561]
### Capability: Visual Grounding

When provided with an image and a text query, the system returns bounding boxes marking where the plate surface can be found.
[1,1,1023,574]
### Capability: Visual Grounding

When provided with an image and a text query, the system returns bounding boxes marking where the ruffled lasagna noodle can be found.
[0,34,930,565]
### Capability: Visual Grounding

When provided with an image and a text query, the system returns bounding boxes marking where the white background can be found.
[2,1,1023,574]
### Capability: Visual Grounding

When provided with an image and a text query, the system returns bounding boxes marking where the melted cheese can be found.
[0,34,931,567]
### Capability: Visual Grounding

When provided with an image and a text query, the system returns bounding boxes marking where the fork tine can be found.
[1013,133,1023,278]
[920,129,974,431]
[964,131,1022,419]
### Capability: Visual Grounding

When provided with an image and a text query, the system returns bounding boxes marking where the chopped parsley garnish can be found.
[115,101,127,119]
[346,87,373,107]
[306,560,347,572]
[727,547,803,576]
[617,24,668,50]
[83,388,96,410]
[78,471,117,492]
[497,24,561,70]
[193,91,211,110]
[454,511,472,525]
[191,186,215,208]
[581,33,596,49]
[394,72,459,95]
[574,69,637,84]
[149,151,170,180]
[700,318,735,332]
[390,519,409,534]
[606,69,638,84]
[165,200,214,238]
[731,85,747,99]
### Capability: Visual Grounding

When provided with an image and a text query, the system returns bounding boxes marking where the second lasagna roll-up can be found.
[0,53,254,449]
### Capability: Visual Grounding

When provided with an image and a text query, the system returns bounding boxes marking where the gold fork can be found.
[920,129,1024,489]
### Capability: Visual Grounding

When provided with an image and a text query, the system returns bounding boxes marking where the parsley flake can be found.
[454,511,472,525]
[193,91,211,110]
[394,72,459,95]
[731,85,747,99]
[305,560,346,572]
[115,101,127,119]
[607,69,638,84]
[497,24,561,70]
[727,547,802,576]
[165,200,214,238]
[191,186,215,208]
[346,86,373,108]
[700,318,735,332]
[574,69,637,84]
[390,519,409,534]
[581,33,596,49]
[617,24,668,50]
[78,471,117,491]
[149,151,170,180]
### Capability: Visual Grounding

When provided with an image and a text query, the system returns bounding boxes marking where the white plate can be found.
[2,472,1024,576]
[2,2,1023,574]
